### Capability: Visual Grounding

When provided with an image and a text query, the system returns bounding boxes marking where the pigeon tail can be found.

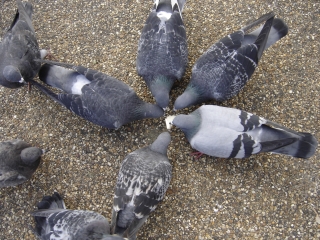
[19,0,33,19]
[243,18,288,50]
[35,59,75,68]
[33,192,66,237]
[146,75,175,109]
[155,0,186,14]
[269,132,318,159]
[150,132,171,156]
[253,15,275,60]
[38,64,90,94]
[29,79,65,106]
[241,11,275,32]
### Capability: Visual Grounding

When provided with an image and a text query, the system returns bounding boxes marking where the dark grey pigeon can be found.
[166,105,317,159]
[111,132,172,240]
[32,192,127,240]
[136,0,188,109]
[0,0,47,88]
[174,12,289,110]
[30,61,164,129]
[0,139,43,187]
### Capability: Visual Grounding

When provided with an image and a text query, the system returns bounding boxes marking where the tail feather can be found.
[37,192,66,210]
[29,79,62,102]
[241,11,275,32]
[155,0,185,14]
[19,1,33,19]
[243,18,288,50]
[271,132,318,159]
[33,192,66,237]
[253,16,275,60]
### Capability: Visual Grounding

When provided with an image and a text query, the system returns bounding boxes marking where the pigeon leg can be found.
[42,48,57,61]
[190,151,204,159]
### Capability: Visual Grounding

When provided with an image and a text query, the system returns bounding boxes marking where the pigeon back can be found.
[111,132,172,239]
[32,192,111,240]
[34,62,164,129]
[169,105,317,159]
[136,0,188,108]
[174,12,288,110]
[0,0,42,88]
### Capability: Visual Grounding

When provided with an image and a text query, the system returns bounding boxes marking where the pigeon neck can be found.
[132,102,164,120]
[150,132,171,156]
[147,75,175,108]
[174,111,201,141]
[174,83,203,110]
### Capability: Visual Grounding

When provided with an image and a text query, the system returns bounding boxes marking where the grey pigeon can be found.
[174,12,288,110]
[137,0,188,109]
[166,105,317,159]
[0,0,47,88]
[0,139,43,187]
[111,132,172,239]
[30,61,164,129]
[32,192,127,240]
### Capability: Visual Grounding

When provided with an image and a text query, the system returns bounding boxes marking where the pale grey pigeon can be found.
[137,0,188,109]
[0,0,47,88]
[166,105,318,159]
[174,12,288,110]
[111,132,172,239]
[30,61,164,129]
[0,139,44,187]
[32,192,127,240]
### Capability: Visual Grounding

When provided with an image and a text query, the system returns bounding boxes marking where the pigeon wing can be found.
[0,166,27,187]
[112,150,172,238]
[32,210,107,240]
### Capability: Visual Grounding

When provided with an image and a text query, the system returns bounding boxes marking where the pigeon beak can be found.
[41,149,49,154]
[19,77,25,83]
[165,115,176,130]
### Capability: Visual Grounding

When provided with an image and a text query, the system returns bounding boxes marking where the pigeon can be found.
[111,132,172,239]
[136,0,188,109]
[0,0,47,88]
[166,105,318,159]
[0,139,44,187]
[30,61,164,129]
[174,11,289,110]
[32,192,127,240]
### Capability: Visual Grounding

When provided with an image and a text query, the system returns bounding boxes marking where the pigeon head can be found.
[168,112,201,140]
[3,65,25,83]
[150,132,171,155]
[147,75,175,109]
[20,147,44,165]
[174,84,203,110]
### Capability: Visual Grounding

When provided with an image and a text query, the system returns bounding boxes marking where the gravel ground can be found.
[0,0,319,239]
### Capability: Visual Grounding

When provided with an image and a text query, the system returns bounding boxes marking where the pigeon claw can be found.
[190,151,204,160]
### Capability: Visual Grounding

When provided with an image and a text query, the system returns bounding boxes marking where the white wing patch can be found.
[157,11,172,22]
[71,75,90,95]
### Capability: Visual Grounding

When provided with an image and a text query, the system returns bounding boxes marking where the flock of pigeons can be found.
[0,0,318,239]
